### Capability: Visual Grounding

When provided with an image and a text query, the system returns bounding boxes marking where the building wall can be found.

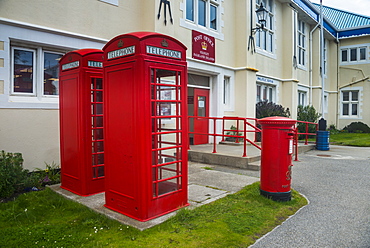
[337,35,370,129]
[0,109,59,169]
[0,0,369,170]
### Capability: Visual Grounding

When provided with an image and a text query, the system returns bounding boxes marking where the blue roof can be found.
[312,3,370,30]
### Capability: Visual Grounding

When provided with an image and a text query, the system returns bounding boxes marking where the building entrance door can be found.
[192,88,209,145]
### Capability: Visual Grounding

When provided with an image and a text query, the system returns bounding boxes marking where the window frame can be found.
[42,50,64,97]
[255,0,275,56]
[11,46,37,96]
[340,45,369,64]
[181,0,224,40]
[340,88,362,119]
[10,44,65,99]
[297,19,307,68]
[298,91,307,107]
[256,83,276,103]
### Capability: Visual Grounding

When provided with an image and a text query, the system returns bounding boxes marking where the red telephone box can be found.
[258,117,297,201]
[59,49,105,196]
[103,32,189,221]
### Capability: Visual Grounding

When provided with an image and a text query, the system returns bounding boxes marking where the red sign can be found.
[192,30,215,63]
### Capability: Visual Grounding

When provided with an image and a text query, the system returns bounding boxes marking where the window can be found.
[12,48,35,94]
[185,0,219,31]
[341,46,368,64]
[360,47,366,60]
[223,76,230,106]
[186,0,194,21]
[181,0,223,39]
[341,49,348,62]
[44,52,63,95]
[350,48,357,61]
[256,84,275,103]
[297,20,306,66]
[298,91,307,106]
[11,45,63,97]
[256,0,274,53]
[341,90,359,117]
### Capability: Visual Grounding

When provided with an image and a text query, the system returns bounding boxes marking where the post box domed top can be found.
[59,49,103,71]
[103,32,187,62]
[258,116,297,128]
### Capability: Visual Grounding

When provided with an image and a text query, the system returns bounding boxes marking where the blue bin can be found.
[316,130,330,150]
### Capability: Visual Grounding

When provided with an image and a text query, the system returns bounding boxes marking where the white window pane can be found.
[343,104,349,115]
[342,91,349,101]
[341,50,348,62]
[186,0,194,21]
[210,4,217,30]
[350,48,357,61]
[360,48,366,60]
[352,104,358,115]
[268,32,273,52]
[44,52,62,95]
[198,0,206,27]
[257,85,261,102]
[13,49,34,93]
[268,87,272,102]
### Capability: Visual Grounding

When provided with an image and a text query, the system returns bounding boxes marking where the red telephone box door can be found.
[193,88,209,145]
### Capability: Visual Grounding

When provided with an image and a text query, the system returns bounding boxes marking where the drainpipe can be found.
[320,0,325,119]
[309,23,320,105]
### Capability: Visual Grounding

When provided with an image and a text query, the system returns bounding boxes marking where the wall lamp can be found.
[248,1,268,53]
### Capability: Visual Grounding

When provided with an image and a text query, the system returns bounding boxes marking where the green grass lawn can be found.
[0,182,307,248]
[329,133,370,147]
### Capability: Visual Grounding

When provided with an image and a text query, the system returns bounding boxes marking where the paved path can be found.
[251,146,370,248]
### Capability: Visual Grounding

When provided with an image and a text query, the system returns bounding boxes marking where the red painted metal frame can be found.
[188,116,261,157]
[102,32,188,222]
[59,49,105,196]
[293,120,318,161]
[188,116,318,161]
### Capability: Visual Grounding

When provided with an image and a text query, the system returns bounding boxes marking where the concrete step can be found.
[188,143,315,171]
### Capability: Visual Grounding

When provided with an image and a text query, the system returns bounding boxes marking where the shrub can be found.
[35,161,61,186]
[256,101,290,119]
[297,105,321,137]
[255,101,290,141]
[343,122,370,133]
[328,124,340,135]
[0,151,28,198]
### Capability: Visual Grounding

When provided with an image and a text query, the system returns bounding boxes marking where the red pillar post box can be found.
[258,117,297,201]
[59,49,105,196]
[102,32,189,221]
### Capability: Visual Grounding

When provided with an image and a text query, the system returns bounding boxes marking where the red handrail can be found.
[188,116,261,157]
[293,120,318,161]
[189,116,317,160]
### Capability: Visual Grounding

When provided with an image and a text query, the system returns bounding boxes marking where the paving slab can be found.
[49,161,259,231]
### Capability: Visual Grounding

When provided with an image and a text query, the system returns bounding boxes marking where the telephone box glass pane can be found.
[95,78,103,89]
[92,116,103,127]
[158,178,179,196]
[92,141,104,153]
[93,129,104,140]
[92,153,104,165]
